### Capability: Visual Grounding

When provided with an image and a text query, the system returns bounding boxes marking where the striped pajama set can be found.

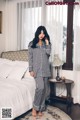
[28,41,51,111]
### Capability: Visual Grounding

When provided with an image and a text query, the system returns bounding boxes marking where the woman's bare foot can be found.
[32,108,37,117]
[38,112,44,116]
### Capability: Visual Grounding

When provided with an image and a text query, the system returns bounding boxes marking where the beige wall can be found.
[0,0,17,56]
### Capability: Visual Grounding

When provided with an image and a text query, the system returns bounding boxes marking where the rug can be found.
[17,106,72,120]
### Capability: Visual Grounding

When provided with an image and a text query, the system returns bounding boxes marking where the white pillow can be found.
[0,58,14,66]
[15,61,29,67]
[7,65,27,80]
[0,63,13,78]
[0,58,12,63]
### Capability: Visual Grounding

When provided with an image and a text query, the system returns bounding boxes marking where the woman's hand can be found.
[30,71,36,77]
[45,38,49,45]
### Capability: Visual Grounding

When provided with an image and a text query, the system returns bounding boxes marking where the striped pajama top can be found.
[28,41,51,77]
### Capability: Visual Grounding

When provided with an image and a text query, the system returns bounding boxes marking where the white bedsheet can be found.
[0,77,36,120]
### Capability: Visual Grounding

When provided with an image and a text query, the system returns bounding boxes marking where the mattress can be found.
[0,77,36,120]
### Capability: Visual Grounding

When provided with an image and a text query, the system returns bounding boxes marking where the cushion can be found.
[7,65,27,80]
[0,63,13,78]
[0,59,28,80]
[0,58,13,66]
[14,61,29,67]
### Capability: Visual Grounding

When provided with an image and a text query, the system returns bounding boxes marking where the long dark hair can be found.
[31,26,51,48]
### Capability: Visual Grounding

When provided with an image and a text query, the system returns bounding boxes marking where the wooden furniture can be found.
[49,79,74,113]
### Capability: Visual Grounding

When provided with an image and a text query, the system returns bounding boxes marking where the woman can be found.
[28,26,51,116]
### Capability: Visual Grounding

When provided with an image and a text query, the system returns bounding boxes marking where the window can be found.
[45,5,68,64]
[23,6,42,49]
[18,0,74,70]
[62,6,67,63]
[62,0,74,70]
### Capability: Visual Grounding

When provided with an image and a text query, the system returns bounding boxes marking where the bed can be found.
[0,50,36,120]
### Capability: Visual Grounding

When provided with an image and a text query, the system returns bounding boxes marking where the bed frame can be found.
[1,49,28,61]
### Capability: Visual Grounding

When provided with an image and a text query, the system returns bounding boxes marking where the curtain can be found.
[17,0,80,103]
[73,0,80,103]
[45,4,67,63]
[17,0,45,50]
[17,0,69,97]
[17,0,65,63]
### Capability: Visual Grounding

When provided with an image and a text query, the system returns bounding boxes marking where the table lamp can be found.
[53,54,63,81]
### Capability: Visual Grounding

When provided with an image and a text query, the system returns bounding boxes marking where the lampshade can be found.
[53,54,63,67]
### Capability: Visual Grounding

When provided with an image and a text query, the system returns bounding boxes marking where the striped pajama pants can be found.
[33,77,50,112]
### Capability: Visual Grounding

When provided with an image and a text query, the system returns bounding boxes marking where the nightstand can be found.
[49,79,74,113]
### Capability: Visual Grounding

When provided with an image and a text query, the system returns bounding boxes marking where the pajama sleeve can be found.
[45,44,51,56]
[28,43,33,72]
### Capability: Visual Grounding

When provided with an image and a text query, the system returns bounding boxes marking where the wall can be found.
[4,0,17,51]
[53,69,80,103]
[0,0,17,56]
